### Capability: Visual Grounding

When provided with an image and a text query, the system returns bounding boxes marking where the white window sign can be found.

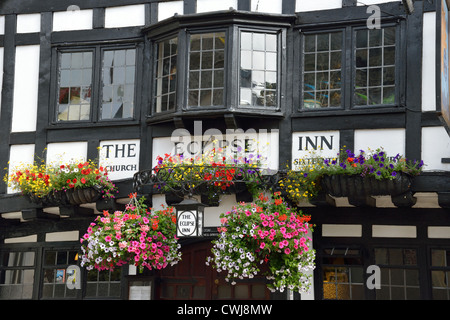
[99,139,140,180]
[291,131,340,170]
[152,128,279,171]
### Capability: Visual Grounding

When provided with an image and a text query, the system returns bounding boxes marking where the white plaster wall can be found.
[158,1,184,21]
[46,231,79,242]
[105,4,146,28]
[197,0,237,13]
[11,45,40,133]
[46,142,88,165]
[0,47,4,117]
[372,225,417,238]
[354,128,406,156]
[16,13,41,33]
[7,144,35,194]
[0,16,5,34]
[251,0,282,14]
[356,0,401,5]
[422,12,436,112]
[421,126,450,171]
[295,0,341,12]
[53,9,93,31]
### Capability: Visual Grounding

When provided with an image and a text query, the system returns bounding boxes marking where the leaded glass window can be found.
[431,248,450,300]
[57,51,93,121]
[374,248,420,300]
[101,49,136,119]
[0,251,36,299]
[154,37,178,113]
[188,32,225,107]
[303,32,343,109]
[240,31,278,108]
[354,27,396,106]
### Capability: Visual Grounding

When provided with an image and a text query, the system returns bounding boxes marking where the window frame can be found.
[237,26,284,112]
[148,19,288,119]
[51,42,141,126]
[185,28,229,111]
[296,20,405,114]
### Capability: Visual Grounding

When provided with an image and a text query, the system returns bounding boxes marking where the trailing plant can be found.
[206,192,315,293]
[80,193,181,272]
[5,159,117,199]
[279,148,424,204]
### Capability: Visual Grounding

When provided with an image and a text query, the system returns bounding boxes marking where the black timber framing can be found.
[0,3,446,214]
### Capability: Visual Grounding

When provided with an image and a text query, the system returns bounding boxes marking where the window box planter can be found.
[320,173,416,207]
[65,186,103,205]
[27,190,69,207]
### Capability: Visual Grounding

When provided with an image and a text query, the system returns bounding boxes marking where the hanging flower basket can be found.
[80,194,181,272]
[65,185,103,205]
[206,192,315,293]
[165,191,184,206]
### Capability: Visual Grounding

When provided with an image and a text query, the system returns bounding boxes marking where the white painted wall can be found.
[0,16,5,34]
[11,45,40,133]
[296,0,341,12]
[7,144,35,194]
[421,126,450,171]
[356,0,401,5]
[0,47,4,118]
[53,9,93,31]
[16,13,41,33]
[251,0,282,14]
[354,128,406,156]
[158,1,184,21]
[46,142,88,165]
[422,12,436,112]
[196,0,237,13]
[105,4,146,28]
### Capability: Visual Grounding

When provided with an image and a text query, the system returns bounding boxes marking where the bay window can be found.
[239,31,278,108]
[154,37,178,113]
[148,12,289,119]
[188,32,225,107]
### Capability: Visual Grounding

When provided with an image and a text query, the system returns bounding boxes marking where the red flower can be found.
[81,178,86,184]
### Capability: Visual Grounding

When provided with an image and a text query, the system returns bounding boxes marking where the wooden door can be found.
[155,240,270,300]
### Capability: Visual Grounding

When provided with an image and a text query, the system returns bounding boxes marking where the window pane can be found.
[154,37,178,113]
[240,31,278,108]
[57,51,92,121]
[188,32,225,107]
[302,32,342,109]
[101,49,135,120]
[354,27,396,106]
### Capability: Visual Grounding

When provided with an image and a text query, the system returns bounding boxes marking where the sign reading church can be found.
[99,139,140,180]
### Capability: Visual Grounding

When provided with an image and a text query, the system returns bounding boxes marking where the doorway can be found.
[154,240,270,300]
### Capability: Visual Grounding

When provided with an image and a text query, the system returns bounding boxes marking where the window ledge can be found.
[292,106,405,118]
[146,108,284,127]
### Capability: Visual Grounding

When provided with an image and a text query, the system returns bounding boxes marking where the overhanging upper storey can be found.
[143,10,295,128]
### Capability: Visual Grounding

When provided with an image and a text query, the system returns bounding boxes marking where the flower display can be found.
[206,192,315,293]
[153,147,264,198]
[280,148,424,203]
[80,194,181,272]
[5,159,117,200]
